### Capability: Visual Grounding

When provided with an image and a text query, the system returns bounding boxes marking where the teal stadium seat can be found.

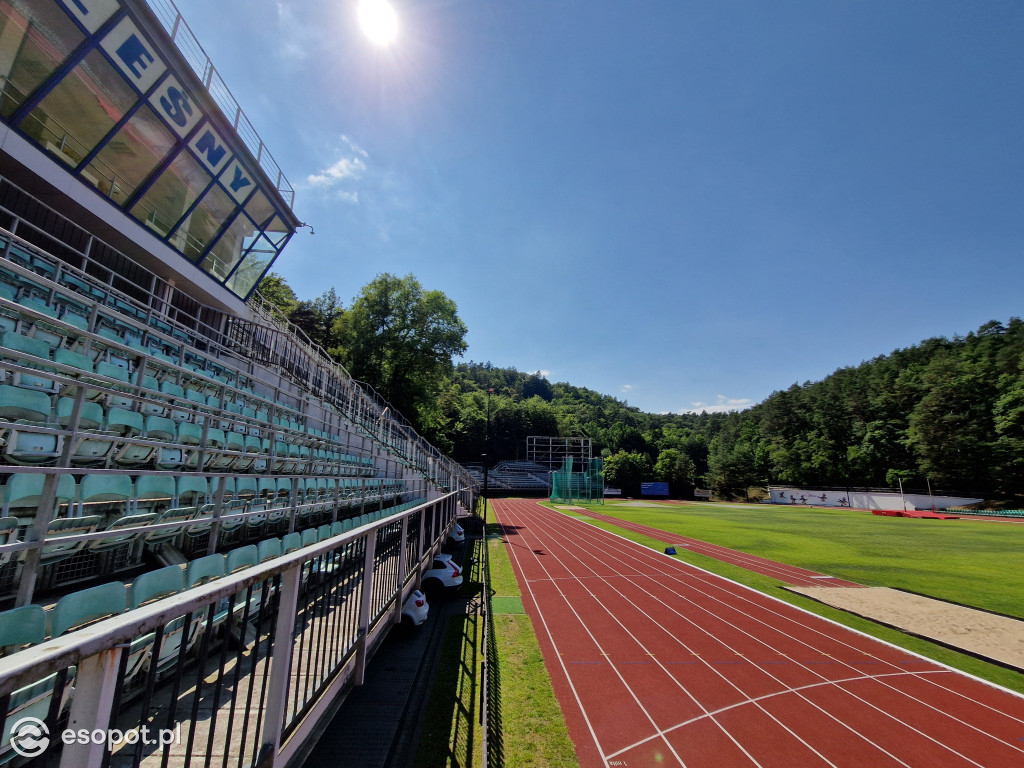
[133,474,176,514]
[0,604,75,762]
[39,515,104,567]
[77,472,133,516]
[129,565,194,678]
[1,472,76,517]
[51,582,127,636]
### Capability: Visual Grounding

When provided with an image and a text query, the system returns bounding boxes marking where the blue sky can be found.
[169,0,1024,415]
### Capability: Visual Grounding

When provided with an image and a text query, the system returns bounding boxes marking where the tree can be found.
[332,273,468,428]
[258,273,298,315]
[653,448,696,498]
[290,288,344,353]
[521,373,554,402]
[603,451,652,497]
[907,353,995,491]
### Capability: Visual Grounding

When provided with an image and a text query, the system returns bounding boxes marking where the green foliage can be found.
[603,451,652,496]
[259,272,1024,498]
[332,273,468,430]
[653,448,696,497]
[257,273,298,314]
[707,318,1024,497]
[291,288,344,353]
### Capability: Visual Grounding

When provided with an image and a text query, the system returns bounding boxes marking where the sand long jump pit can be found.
[787,586,1024,672]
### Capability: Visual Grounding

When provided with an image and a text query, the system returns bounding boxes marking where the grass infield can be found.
[550,500,1024,694]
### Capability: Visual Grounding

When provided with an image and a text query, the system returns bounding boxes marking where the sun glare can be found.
[358,0,399,47]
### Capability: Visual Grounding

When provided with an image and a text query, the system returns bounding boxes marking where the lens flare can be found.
[357,0,399,47]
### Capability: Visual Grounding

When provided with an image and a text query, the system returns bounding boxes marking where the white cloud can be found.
[620,384,633,394]
[306,136,371,202]
[308,156,366,186]
[679,395,754,414]
[341,134,369,159]
[276,3,318,61]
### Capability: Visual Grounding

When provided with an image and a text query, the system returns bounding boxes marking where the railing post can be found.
[206,475,229,555]
[260,563,302,762]
[417,506,426,581]
[393,514,409,624]
[59,647,124,768]
[354,530,377,686]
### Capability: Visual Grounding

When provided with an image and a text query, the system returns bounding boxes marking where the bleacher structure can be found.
[526,435,593,473]
[484,460,551,493]
[0,2,477,767]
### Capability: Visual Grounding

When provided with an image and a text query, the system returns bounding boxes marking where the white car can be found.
[447,522,465,544]
[401,589,429,629]
[421,553,463,596]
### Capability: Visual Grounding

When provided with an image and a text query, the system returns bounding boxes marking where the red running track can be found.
[494,498,1024,768]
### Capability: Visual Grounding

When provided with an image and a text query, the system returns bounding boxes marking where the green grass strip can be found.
[492,596,525,614]
[415,509,580,768]
[487,522,579,767]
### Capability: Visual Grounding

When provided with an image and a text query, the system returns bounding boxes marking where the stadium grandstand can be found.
[465,460,553,495]
[484,460,551,493]
[0,1,477,766]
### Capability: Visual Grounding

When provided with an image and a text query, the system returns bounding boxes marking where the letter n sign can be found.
[100,16,166,93]
[189,122,232,176]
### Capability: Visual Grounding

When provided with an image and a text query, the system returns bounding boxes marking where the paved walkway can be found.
[300,539,472,768]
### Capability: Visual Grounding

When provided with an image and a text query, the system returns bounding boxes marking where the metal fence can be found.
[0,491,468,768]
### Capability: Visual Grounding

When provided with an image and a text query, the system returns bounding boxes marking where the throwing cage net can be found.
[550,457,605,504]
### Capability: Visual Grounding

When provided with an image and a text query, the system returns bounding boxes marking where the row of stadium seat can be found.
[0,236,426,602]
[0,317,367,450]
[0,472,404,517]
[0,258,363,447]
[1,238,221,367]
[947,508,1024,518]
[0,325,379,474]
[0,475,415,593]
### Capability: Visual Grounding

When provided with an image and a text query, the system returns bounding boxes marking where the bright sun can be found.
[357,0,399,47]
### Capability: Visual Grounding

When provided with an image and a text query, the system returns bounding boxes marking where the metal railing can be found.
[141,0,295,209]
[480,506,501,768]
[0,173,479,499]
[0,202,478,498]
[0,492,468,768]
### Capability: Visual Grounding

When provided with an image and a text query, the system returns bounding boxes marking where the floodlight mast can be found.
[482,388,494,503]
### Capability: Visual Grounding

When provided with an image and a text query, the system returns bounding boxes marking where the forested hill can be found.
[432,319,1024,499]
[257,275,1023,499]
[706,318,1024,498]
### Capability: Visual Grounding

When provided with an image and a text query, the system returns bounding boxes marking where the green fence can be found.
[550,457,604,504]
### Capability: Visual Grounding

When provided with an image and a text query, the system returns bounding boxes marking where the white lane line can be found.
[534,503,1022,766]
[495,500,681,767]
